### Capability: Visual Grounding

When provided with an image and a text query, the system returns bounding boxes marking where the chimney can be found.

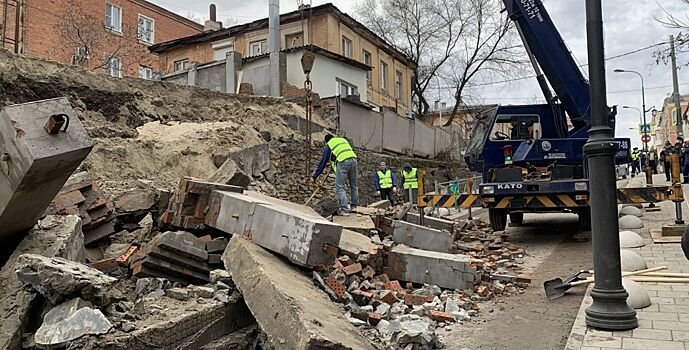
[204,4,222,31]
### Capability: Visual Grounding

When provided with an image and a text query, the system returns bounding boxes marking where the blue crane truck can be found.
[464,0,631,231]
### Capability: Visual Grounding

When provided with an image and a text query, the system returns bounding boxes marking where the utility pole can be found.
[13,0,23,55]
[583,0,638,330]
[671,35,683,140]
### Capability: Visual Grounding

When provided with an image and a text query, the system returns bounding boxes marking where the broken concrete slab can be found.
[223,236,373,349]
[15,254,120,305]
[368,199,391,209]
[392,221,453,253]
[339,229,376,256]
[0,215,84,350]
[207,158,252,188]
[228,143,270,177]
[332,214,376,235]
[403,213,455,233]
[208,191,341,267]
[35,306,112,348]
[0,98,93,242]
[387,245,480,290]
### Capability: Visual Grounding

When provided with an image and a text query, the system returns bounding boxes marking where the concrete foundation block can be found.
[0,98,93,241]
[339,229,376,256]
[403,213,455,233]
[392,221,453,253]
[387,245,480,290]
[223,236,373,349]
[332,214,376,235]
[622,278,651,309]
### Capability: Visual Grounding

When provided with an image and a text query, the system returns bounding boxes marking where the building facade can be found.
[0,0,202,78]
[652,94,689,148]
[150,4,415,116]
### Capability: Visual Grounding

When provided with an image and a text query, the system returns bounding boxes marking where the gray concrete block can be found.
[403,213,455,233]
[0,98,93,240]
[392,221,453,253]
[339,229,376,256]
[157,231,208,262]
[209,191,341,267]
[223,236,373,349]
[387,245,480,290]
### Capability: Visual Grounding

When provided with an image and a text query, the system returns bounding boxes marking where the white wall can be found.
[285,50,368,103]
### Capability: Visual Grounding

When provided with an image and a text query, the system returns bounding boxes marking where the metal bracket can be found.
[44,114,70,134]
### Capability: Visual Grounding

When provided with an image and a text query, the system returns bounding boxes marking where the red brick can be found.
[367,312,383,326]
[516,274,532,284]
[324,276,346,297]
[333,260,344,270]
[116,246,138,265]
[91,258,118,273]
[342,263,362,276]
[198,235,212,242]
[475,285,490,297]
[385,280,403,292]
[404,294,430,306]
[352,290,375,299]
[378,290,398,305]
[429,310,455,323]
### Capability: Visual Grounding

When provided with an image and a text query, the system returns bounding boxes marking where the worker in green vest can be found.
[374,161,397,203]
[401,163,419,203]
[310,134,358,216]
[630,147,641,176]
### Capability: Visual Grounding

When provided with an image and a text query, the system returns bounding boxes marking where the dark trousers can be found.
[631,161,640,175]
[649,160,658,174]
[380,188,395,204]
[405,188,419,204]
[665,161,672,181]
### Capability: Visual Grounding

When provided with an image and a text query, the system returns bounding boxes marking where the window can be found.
[285,32,304,49]
[395,71,403,99]
[105,56,121,78]
[380,61,388,91]
[342,36,352,58]
[105,4,122,33]
[249,40,268,56]
[363,50,372,85]
[139,66,153,79]
[336,79,358,97]
[173,59,189,71]
[138,15,155,44]
[489,114,541,141]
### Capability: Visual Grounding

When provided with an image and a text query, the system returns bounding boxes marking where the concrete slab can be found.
[403,213,455,233]
[332,214,376,235]
[387,245,480,290]
[0,215,84,350]
[339,229,376,256]
[223,236,373,350]
[208,191,341,267]
[392,221,453,253]
[0,98,93,241]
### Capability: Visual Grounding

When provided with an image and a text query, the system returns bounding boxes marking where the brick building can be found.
[0,0,202,78]
[652,94,689,148]
[150,3,416,117]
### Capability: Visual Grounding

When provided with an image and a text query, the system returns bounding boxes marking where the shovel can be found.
[544,266,667,301]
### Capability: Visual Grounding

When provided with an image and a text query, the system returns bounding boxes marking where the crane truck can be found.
[463,0,631,231]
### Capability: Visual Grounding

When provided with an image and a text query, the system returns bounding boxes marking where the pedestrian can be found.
[649,147,658,174]
[374,161,397,203]
[401,163,419,203]
[683,141,689,184]
[630,147,641,176]
[310,134,358,216]
[661,141,674,182]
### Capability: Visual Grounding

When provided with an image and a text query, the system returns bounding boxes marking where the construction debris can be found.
[34,298,112,348]
[392,220,453,253]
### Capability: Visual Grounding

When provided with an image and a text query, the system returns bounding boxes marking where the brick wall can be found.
[1,0,201,77]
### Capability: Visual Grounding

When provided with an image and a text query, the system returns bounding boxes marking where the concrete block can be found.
[0,98,93,241]
[332,214,376,235]
[392,221,453,253]
[223,236,373,349]
[208,191,341,267]
[387,245,480,290]
[339,229,376,256]
[206,237,229,253]
[368,200,391,209]
[403,213,455,233]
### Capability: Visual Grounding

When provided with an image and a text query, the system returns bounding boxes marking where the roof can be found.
[135,0,204,31]
[243,45,372,71]
[149,3,415,69]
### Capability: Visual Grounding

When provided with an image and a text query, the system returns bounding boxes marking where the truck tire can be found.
[489,209,507,231]
[509,213,524,225]
[578,209,592,231]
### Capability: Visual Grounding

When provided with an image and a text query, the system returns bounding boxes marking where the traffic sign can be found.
[638,123,654,135]
[641,134,651,143]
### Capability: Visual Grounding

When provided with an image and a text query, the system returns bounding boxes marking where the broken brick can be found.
[475,285,490,297]
[116,246,138,265]
[361,266,375,279]
[516,274,532,284]
[199,235,212,242]
[325,276,346,297]
[378,290,398,305]
[342,263,362,276]
[404,294,430,306]
[333,260,344,270]
[338,256,353,266]
[429,310,455,323]
[368,312,383,326]
[91,258,118,274]
[384,281,403,292]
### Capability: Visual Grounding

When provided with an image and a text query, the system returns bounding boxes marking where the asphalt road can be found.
[441,212,592,350]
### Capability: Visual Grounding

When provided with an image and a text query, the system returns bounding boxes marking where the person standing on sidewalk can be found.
[310,134,358,216]
[649,147,659,174]
[374,162,397,203]
[683,141,689,184]
[661,142,674,182]
[630,147,641,176]
[401,163,419,203]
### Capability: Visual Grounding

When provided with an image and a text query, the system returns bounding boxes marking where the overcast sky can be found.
[150,0,688,148]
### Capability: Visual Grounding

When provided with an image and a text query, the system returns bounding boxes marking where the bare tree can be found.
[56,2,153,74]
[356,0,467,116]
[442,0,524,126]
[654,0,689,65]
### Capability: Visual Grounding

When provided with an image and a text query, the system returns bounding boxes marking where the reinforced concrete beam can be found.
[392,221,453,253]
[387,245,480,290]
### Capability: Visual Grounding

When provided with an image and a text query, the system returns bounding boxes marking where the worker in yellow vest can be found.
[401,163,419,203]
[374,162,397,203]
[310,134,358,216]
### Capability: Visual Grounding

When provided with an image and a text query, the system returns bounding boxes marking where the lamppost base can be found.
[585,287,638,330]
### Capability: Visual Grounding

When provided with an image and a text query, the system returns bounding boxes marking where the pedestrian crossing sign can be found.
[638,123,654,135]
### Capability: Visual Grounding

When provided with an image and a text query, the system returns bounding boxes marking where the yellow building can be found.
[150,4,416,116]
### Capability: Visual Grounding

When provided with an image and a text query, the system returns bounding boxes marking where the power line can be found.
[476,82,689,101]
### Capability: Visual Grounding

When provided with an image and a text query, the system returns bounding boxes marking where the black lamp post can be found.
[584,0,638,330]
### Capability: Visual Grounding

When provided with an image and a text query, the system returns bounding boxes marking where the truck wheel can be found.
[578,209,592,231]
[509,213,524,225]
[489,209,507,231]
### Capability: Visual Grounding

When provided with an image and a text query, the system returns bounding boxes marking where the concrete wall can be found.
[413,119,435,158]
[195,62,227,92]
[338,100,383,152]
[242,58,273,96]
[382,109,414,155]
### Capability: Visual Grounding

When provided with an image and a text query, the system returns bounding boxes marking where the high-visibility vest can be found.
[377,170,393,189]
[403,168,418,189]
[327,137,357,162]
[631,151,640,160]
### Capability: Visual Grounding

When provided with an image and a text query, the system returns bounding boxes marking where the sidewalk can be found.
[565,175,689,350]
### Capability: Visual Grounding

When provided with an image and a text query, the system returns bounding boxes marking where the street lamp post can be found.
[615,69,649,152]
[584,0,638,330]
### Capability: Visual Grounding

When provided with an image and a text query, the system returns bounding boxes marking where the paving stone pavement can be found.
[565,175,689,350]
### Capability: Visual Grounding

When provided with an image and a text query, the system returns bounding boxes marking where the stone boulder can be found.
[34,298,112,348]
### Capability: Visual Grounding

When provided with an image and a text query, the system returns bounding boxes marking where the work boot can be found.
[338,211,350,217]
